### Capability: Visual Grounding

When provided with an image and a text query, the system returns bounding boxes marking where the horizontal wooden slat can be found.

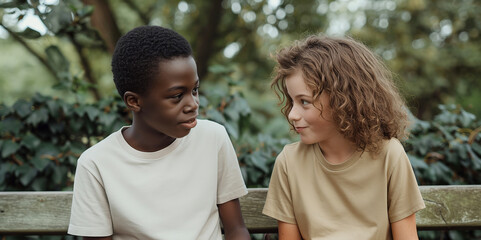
[416,185,481,230]
[0,191,72,234]
[1,186,481,235]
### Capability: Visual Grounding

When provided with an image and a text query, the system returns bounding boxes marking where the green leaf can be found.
[0,117,23,135]
[98,113,117,126]
[16,27,41,39]
[199,95,209,108]
[20,133,41,150]
[32,93,49,103]
[466,146,481,170]
[206,108,226,124]
[73,105,85,117]
[224,122,239,139]
[12,99,32,118]
[42,1,73,33]
[85,105,101,121]
[110,120,126,133]
[0,103,11,116]
[1,140,21,158]
[45,45,70,76]
[59,101,72,115]
[408,154,428,169]
[25,107,49,125]
[472,142,481,156]
[31,177,48,191]
[67,155,77,165]
[19,167,38,186]
[69,118,83,131]
[451,140,468,160]
[46,99,60,115]
[52,166,67,185]
[0,163,15,182]
[35,142,60,159]
[433,123,454,141]
[31,156,51,171]
[459,109,476,127]
[224,107,240,121]
[0,0,28,8]
[77,5,94,18]
[73,30,104,47]
[249,151,270,173]
[49,121,65,134]
[231,96,251,116]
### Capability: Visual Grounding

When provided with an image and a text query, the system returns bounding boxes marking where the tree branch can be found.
[121,0,150,25]
[0,23,60,82]
[194,0,225,81]
[82,0,122,54]
[68,33,101,100]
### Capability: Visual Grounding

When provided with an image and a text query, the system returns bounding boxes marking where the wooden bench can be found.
[1,185,481,235]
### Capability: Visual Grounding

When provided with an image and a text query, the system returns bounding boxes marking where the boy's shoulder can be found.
[79,128,122,160]
[193,119,226,135]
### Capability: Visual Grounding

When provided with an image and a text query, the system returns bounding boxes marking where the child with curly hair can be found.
[262,35,425,240]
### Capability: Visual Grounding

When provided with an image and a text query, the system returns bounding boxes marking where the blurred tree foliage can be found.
[1,0,480,118]
[1,0,481,239]
[352,0,481,119]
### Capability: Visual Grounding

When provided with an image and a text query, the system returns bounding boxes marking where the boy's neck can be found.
[122,125,176,152]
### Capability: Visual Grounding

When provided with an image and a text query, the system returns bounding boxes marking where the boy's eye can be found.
[301,99,310,105]
[171,93,183,99]
[193,86,199,95]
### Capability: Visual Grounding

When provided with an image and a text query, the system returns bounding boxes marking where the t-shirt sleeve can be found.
[216,126,248,204]
[68,155,113,237]
[262,148,296,224]
[387,144,426,223]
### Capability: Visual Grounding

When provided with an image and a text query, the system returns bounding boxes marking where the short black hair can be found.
[111,25,193,97]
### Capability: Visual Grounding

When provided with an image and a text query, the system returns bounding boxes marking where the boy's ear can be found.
[124,91,141,112]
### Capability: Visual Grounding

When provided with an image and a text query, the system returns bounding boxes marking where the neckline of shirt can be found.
[115,126,186,160]
[314,144,363,171]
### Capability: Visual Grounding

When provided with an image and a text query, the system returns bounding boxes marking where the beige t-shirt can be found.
[68,119,247,240]
[263,138,425,240]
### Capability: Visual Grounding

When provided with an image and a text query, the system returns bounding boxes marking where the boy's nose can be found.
[184,94,199,113]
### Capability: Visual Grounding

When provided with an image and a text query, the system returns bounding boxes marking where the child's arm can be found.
[391,213,418,240]
[278,221,302,240]
[218,198,251,240]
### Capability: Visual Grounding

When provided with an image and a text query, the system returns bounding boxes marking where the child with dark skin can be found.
[68,26,250,240]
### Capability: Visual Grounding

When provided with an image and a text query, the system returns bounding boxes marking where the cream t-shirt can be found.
[68,119,247,239]
[263,138,425,240]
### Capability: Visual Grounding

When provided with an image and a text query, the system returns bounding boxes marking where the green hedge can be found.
[1,95,481,190]
[1,92,480,240]
[0,83,288,191]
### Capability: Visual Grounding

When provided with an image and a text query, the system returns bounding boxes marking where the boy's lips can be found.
[179,117,197,129]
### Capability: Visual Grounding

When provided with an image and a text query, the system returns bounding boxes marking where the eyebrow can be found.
[292,93,312,99]
[167,80,199,92]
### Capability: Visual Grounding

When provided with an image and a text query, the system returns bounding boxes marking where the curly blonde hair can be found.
[272,35,409,153]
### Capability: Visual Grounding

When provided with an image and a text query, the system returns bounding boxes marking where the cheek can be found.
[305,108,323,122]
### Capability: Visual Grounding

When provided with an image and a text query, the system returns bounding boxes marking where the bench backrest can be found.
[1,186,481,235]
